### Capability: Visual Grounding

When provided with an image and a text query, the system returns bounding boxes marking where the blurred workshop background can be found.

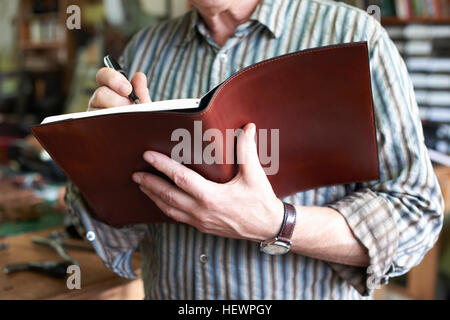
[0,0,449,300]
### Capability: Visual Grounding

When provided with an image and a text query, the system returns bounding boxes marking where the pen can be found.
[103,55,141,104]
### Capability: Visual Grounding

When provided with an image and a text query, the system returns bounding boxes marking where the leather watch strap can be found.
[277,203,297,243]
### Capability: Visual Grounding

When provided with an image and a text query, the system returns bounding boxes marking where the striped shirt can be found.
[65,0,444,300]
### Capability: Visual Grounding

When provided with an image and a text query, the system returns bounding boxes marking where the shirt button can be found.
[219,53,228,63]
[199,254,208,264]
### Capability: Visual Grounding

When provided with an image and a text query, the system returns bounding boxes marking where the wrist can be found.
[260,197,285,241]
[260,202,297,255]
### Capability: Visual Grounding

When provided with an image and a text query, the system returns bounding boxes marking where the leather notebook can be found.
[31,42,380,227]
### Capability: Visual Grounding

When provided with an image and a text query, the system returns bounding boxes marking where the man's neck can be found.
[194,0,261,47]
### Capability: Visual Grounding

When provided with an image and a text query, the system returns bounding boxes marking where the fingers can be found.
[91,69,152,110]
[141,151,215,200]
[131,72,152,104]
[96,68,132,96]
[141,187,194,224]
[236,123,267,182]
[89,86,133,110]
[133,172,199,216]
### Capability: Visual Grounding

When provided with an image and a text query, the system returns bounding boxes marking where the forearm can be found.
[289,205,370,267]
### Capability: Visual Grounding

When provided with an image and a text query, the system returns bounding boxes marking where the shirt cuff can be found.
[327,188,399,296]
[65,183,147,279]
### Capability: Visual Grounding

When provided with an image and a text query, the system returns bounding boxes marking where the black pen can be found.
[103,55,141,104]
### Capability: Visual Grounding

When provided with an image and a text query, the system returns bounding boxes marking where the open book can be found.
[32,42,380,227]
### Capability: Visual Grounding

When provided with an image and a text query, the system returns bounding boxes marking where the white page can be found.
[41,99,201,125]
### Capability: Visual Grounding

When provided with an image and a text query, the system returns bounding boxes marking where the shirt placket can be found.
[201,24,251,88]
[193,25,253,299]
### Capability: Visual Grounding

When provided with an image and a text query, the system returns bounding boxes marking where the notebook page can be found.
[41,99,201,125]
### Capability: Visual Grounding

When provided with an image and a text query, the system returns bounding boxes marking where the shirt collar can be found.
[249,0,286,38]
[180,0,285,46]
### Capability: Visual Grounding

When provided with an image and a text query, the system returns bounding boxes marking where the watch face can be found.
[261,241,290,255]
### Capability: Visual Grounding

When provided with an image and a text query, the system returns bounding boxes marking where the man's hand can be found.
[132,123,285,242]
[88,69,151,111]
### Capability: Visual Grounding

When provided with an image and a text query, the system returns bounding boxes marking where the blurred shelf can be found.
[24,12,60,20]
[382,17,450,25]
[18,0,70,61]
[20,41,65,50]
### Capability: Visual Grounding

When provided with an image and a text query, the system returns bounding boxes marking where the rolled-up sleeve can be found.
[65,182,146,278]
[327,26,444,296]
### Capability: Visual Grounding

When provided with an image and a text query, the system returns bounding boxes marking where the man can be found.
[66,0,444,299]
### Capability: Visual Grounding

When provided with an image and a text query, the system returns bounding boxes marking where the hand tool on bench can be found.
[4,261,70,279]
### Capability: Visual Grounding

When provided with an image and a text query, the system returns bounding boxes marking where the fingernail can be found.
[132,173,143,184]
[144,152,155,164]
[249,124,256,137]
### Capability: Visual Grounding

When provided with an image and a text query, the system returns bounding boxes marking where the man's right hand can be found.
[88,69,152,111]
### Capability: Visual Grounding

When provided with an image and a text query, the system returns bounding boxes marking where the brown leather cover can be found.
[31,42,379,227]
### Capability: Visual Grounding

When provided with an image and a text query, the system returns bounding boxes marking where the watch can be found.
[260,202,297,255]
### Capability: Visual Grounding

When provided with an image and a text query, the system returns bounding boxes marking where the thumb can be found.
[236,123,266,182]
[131,72,151,104]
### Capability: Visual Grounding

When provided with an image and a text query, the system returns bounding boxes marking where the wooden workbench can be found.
[0,228,144,300]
